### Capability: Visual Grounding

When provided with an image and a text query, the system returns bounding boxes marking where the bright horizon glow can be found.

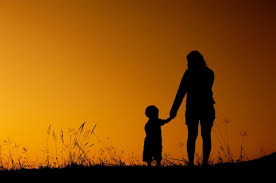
[0,0,275,166]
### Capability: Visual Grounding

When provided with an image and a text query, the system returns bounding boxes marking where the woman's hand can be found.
[169,112,176,119]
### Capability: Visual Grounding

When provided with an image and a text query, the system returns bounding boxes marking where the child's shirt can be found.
[144,119,169,148]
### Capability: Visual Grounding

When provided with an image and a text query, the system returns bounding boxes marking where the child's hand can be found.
[160,117,173,125]
[166,116,173,122]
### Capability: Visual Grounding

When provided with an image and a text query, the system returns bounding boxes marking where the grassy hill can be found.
[0,151,274,177]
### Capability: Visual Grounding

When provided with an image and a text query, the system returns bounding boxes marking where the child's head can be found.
[145,105,159,119]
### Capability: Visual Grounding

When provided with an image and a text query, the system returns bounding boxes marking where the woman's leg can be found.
[201,120,213,166]
[187,121,199,166]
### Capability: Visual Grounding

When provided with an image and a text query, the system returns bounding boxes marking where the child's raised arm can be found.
[160,117,173,126]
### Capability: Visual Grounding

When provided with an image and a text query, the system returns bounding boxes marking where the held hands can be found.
[166,113,176,123]
[169,112,177,119]
[166,116,173,122]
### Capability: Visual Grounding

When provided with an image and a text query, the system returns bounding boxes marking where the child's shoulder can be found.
[154,119,164,126]
[145,120,151,126]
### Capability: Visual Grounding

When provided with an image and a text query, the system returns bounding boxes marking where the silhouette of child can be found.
[143,105,172,167]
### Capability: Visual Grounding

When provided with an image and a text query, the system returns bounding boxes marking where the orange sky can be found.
[0,0,275,162]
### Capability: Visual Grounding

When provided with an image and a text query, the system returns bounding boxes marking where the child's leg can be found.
[156,160,161,167]
[155,150,162,167]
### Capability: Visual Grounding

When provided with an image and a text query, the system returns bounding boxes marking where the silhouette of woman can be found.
[170,51,215,166]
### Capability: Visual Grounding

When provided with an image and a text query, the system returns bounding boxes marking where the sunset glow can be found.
[0,0,275,166]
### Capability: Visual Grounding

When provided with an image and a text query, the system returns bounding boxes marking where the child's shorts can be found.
[143,144,162,162]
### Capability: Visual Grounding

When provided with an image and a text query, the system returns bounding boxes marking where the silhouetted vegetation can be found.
[0,121,274,176]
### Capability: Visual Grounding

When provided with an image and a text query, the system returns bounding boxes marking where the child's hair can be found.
[145,105,159,118]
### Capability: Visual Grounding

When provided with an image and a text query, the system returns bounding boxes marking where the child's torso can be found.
[145,120,162,145]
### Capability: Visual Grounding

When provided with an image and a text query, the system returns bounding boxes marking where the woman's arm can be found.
[170,71,188,118]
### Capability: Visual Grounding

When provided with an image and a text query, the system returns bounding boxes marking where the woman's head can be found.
[145,105,159,119]
[187,51,206,70]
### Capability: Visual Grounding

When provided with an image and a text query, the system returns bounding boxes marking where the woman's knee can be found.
[201,121,212,139]
[201,128,211,140]
[188,130,198,141]
[201,133,211,142]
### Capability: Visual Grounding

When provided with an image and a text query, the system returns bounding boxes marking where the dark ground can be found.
[0,152,275,180]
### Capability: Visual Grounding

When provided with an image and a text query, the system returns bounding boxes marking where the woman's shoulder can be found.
[205,66,214,74]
